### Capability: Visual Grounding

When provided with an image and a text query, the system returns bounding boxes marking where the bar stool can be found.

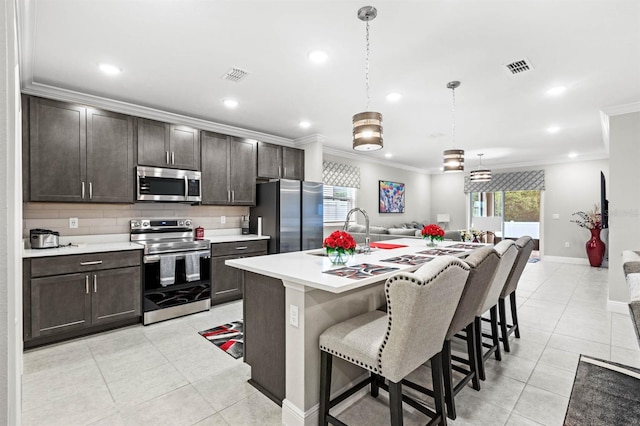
[499,236,534,352]
[440,246,500,419]
[319,256,470,426]
[476,240,518,380]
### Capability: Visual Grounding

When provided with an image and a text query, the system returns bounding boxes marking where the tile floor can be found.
[21,260,640,425]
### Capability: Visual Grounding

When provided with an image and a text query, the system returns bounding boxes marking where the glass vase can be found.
[327,249,351,265]
[425,237,438,247]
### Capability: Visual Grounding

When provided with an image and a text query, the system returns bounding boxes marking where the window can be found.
[323,185,357,223]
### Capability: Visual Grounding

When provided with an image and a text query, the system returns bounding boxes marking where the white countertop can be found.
[225,238,485,293]
[23,230,270,258]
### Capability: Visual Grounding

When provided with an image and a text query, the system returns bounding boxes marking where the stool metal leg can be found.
[474,317,486,381]
[510,292,520,338]
[431,352,447,426]
[371,373,381,398]
[319,351,332,426]
[388,380,404,426]
[490,306,502,361]
[498,298,511,352]
[466,322,481,391]
[441,340,455,420]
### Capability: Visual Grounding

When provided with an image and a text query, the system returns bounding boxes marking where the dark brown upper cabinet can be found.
[201,131,257,205]
[257,142,304,180]
[27,96,134,203]
[137,118,200,170]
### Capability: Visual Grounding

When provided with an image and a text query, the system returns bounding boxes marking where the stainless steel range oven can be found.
[131,218,211,325]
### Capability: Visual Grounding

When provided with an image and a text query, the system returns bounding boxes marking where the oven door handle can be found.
[144,250,211,264]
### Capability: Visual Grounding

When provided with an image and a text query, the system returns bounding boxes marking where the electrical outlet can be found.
[290,304,299,328]
[69,217,79,229]
[565,242,570,248]
[221,216,226,224]
[552,213,560,219]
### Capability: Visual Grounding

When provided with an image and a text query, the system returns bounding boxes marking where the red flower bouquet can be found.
[421,224,445,247]
[323,230,357,264]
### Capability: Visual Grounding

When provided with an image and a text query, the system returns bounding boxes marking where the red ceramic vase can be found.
[585,228,605,267]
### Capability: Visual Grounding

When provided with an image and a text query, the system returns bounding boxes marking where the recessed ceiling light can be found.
[568,152,578,158]
[547,126,560,134]
[99,63,121,75]
[386,92,402,102]
[223,99,238,109]
[547,86,567,96]
[299,121,311,129]
[308,50,328,63]
[385,153,392,158]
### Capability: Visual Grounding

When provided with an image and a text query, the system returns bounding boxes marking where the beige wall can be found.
[608,111,640,303]
[323,153,431,231]
[22,203,249,238]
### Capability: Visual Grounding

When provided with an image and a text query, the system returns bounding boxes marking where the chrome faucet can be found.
[343,207,370,254]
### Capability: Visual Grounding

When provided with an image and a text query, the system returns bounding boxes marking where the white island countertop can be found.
[226,238,485,293]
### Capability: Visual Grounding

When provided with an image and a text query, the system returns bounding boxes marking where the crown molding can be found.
[322,147,429,175]
[21,82,295,146]
[294,134,328,146]
[601,102,640,117]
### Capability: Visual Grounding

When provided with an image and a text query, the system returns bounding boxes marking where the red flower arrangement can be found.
[421,224,445,246]
[323,230,357,254]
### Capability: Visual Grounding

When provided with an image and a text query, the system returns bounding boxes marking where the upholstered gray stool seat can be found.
[498,236,534,352]
[319,256,470,426]
[476,240,518,380]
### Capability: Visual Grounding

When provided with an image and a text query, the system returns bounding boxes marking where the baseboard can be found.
[281,373,369,426]
[607,300,630,315]
[543,256,590,265]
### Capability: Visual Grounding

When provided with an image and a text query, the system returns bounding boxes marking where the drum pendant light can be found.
[443,81,465,172]
[470,153,492,182]
[353,6,383,151]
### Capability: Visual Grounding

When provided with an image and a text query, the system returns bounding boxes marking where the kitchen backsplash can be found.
[23,203,250,237]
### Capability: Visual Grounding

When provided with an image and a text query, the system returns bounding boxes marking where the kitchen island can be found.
[226,238,483,426]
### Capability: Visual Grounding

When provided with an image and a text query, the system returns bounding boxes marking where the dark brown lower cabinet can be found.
[24,251,142,348]
[210,240,268,305]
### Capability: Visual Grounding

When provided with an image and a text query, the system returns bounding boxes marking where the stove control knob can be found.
[142,221,150,227]
[131,220,140,229]
[185,220,192,227]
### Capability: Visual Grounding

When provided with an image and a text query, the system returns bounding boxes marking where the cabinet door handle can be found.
[89,182,93,199]
[85,275,89,294]
[231,190,235,202]
[227,190,231,202]
[81,181,85,199]
[166,151,170,164]
[80,260,103,266]
[283,167,287,177]
[171,151,175,165]
[93,275,97,293]
[235,246,248,250]
[278,166,282,177]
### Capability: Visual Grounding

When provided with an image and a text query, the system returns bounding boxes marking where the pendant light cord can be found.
[451,87,456,148]
[365,20,370,111]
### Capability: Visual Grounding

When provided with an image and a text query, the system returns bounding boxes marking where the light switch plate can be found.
[69,217,79,228]
[221,216,226,224]
[290,304,299,328]
[552,214,560,219]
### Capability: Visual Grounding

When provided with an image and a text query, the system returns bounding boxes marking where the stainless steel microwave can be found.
[136,166,202,202]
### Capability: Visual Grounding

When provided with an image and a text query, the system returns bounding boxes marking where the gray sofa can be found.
[346,223,462,244]
[621,250,640,347]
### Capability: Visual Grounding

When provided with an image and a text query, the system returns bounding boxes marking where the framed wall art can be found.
[379,180,405,213]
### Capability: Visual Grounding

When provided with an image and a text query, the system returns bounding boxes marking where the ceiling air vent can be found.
[222,67,248,82]
[504,58,534,75]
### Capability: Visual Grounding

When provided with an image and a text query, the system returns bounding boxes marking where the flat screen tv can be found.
[601,171,608,229]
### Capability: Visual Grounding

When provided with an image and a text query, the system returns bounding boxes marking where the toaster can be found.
[30,229,60,249]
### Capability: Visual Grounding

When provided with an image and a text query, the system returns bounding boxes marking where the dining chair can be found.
[319,256,470,426]
[476,240,518,380]
[498,235,534,352]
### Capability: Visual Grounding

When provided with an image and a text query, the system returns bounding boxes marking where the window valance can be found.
[323,161,361,189]
[464,170,545,193]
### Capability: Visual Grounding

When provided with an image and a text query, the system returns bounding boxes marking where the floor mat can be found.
[199,320,243,359]
[564,355,640,425]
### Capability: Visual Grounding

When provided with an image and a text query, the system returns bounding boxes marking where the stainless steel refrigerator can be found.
[249,179,323,254]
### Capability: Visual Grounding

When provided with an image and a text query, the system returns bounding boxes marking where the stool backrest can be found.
[478,240,518,315]
[446,246,501,339]
[500,236,534,298]
[380,256,469,383]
